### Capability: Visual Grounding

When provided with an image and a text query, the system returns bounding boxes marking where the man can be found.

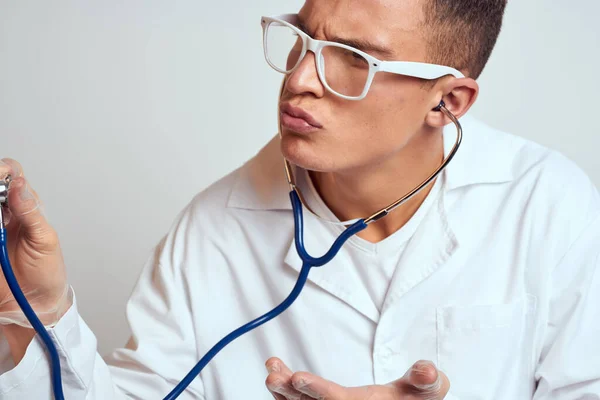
[0,0,599,399]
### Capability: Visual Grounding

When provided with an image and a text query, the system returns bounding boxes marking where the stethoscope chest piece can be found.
[0,175,11,205]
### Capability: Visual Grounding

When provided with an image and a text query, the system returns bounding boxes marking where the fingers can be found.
[7,177,45,228]
[265,358,293,400]
[0,158,23,180]
[395,360,450,400]
[266,358,313,400]
[266,357,294,376]
[1,206,11,226]
[267,372,311,400]
[0,158,49,235]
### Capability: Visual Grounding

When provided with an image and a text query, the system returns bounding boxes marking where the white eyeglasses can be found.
[261,14,464,101]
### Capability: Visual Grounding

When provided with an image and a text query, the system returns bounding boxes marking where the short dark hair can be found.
[422,0,508,79]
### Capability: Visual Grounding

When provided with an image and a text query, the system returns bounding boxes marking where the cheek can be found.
[367,81,429,129]
[337,94,411,140]
[329,86,429,158]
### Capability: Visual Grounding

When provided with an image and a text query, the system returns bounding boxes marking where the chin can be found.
[279,131,333,172]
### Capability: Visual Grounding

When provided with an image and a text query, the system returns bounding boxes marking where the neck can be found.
[310,126,444,243]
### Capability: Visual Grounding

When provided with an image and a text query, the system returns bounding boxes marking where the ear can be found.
[425,77,479,128]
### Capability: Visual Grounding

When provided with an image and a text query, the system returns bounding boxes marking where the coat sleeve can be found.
[0,204,206,399]
[533,214,600,398]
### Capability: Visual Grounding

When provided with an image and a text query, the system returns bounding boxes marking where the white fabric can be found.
[0,115,599,399]
[298,167,442,311]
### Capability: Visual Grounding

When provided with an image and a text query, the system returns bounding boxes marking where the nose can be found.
[284,51,325,98]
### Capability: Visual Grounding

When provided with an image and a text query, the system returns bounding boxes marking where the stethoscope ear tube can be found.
[364,101,462,223]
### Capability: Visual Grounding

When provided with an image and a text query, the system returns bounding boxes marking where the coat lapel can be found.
[284,207,381,324]
[380,184,460,314]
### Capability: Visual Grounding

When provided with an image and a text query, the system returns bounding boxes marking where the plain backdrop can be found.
[0,1,598,355]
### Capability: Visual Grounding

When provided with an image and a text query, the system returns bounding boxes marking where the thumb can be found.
[392,360,450,399]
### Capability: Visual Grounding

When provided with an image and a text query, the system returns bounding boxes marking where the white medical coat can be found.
[1,115,599,399]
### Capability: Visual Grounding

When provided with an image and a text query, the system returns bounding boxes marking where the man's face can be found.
[279,0,440,173]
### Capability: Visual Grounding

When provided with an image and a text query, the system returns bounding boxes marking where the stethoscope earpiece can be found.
[433,99,446,112]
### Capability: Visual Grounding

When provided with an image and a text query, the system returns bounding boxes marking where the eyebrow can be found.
[297,19,395,59]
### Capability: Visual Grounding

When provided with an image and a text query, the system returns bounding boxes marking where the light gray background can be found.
[0,1,598,355]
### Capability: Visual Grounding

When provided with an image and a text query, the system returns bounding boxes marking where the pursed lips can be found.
[279,103,323,133]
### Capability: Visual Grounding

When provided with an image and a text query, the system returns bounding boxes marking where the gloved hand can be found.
[0,158,71,328]
[265,357,450,400]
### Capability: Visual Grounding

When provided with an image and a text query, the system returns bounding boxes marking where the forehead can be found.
[298,0,426,58]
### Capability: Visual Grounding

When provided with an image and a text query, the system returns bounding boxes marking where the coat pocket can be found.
[436,295,537,399]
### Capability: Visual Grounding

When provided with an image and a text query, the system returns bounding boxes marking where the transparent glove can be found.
[265,358,451,400]
[0,158,71,329]
[0,285,73,328]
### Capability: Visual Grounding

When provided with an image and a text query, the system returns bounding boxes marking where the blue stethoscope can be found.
[0,100,461,400]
